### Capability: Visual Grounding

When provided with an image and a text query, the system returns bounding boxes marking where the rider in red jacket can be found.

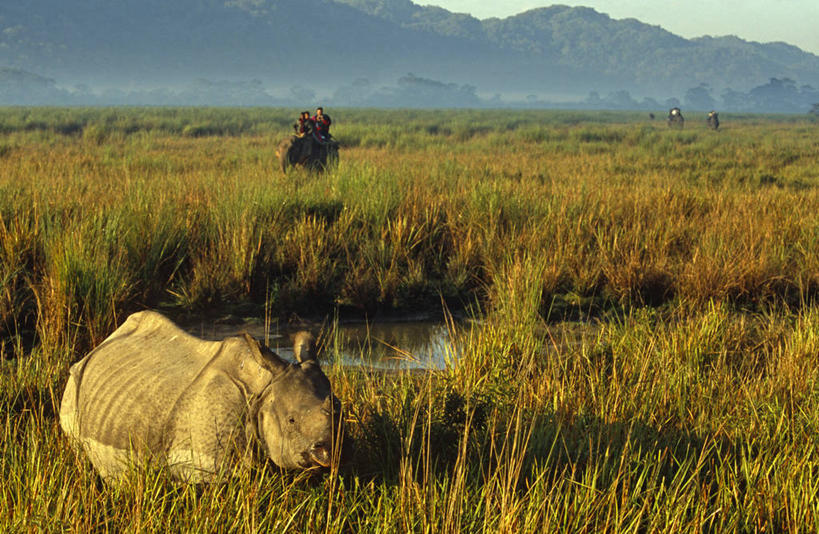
[312,107,332,141]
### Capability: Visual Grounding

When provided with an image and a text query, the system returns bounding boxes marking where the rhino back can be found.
[69,311,222,454]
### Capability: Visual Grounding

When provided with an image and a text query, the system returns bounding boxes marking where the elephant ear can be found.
[293,331,318,364]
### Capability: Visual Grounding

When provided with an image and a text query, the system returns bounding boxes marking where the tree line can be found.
[1,67,816,114]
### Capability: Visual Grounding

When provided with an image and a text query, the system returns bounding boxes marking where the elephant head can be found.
[276,135,339,174]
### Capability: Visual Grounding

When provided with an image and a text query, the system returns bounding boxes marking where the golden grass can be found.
[2,108,819,531]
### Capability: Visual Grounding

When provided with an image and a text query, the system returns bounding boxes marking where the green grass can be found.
[2,107,819,532]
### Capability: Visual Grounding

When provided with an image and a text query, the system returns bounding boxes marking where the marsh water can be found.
[181,317,455,370]
[181,316,600,371]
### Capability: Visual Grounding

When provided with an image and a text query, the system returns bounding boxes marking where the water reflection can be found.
[320,321,454,370]
[181,319,455,370]
[180,317,601,371]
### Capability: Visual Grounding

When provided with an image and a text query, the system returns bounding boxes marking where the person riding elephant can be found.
[293,111,313,137]
[667,107,684,129]
[312,107,332,141]
[277,107,338,173]
[707,110,720,130]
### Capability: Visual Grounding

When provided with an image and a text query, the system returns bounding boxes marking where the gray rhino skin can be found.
[60,310,340,482]
[276,135,339,173]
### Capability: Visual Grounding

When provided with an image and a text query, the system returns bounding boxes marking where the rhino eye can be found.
[288,417,296,425]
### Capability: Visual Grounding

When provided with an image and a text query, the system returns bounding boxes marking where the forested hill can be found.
[1,0,817,97]
[334,1,819,93]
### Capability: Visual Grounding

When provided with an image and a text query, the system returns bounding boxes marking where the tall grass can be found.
[5,303,819,531]
[2,108,819,531]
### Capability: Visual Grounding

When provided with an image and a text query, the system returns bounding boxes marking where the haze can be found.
[425,0,819,55]
[2,0,818,110]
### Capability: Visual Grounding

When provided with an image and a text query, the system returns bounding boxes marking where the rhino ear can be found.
[242,333,290,373]
[293,331,317,364]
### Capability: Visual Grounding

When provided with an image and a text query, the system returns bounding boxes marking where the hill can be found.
[336,1,819,94]
[1,0,817,100]
[0,0,531,91]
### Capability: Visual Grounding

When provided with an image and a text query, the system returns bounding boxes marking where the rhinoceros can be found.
[59,311,341,482]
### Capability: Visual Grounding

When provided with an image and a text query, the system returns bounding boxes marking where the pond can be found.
[181,316,601,371]
[181,318,456,370]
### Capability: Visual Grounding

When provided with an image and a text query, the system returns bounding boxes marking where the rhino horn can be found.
[293,331,317,363]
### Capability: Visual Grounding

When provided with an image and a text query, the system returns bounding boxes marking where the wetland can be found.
[2,108,819,532]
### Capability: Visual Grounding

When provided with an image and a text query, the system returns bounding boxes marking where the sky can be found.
[421,0,819,56]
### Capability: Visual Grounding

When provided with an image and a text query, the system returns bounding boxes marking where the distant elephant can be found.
[276,134,339,173]
[60,311,342,482]
[667,107,684,129]
[707,110,720,130]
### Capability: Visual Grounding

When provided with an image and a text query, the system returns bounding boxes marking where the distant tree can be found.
[720,88,748,112]
[664,97,680,109]
[684,83,716,110]
[584,91,602,108]
[359,73,484,108]
[393,73,481,107]
[639,96,661,110]
[810,103,819,115]
[749,77,800,112]
[332,78,372,106]
[289,85,316,104]
[667,107,684,129]
[604,90,638,109]
[800,85,819,108]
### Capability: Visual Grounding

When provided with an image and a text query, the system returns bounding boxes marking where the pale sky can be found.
[422,0,819,56]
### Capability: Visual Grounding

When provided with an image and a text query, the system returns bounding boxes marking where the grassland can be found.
[2,107,819,532]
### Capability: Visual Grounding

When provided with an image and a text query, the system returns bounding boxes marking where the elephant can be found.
[707,110,720,130]
[59,310,342,482]
[667,107,685,129]
[276,134,339,173]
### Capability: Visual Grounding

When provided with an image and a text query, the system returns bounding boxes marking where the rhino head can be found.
[252,332,342,469]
